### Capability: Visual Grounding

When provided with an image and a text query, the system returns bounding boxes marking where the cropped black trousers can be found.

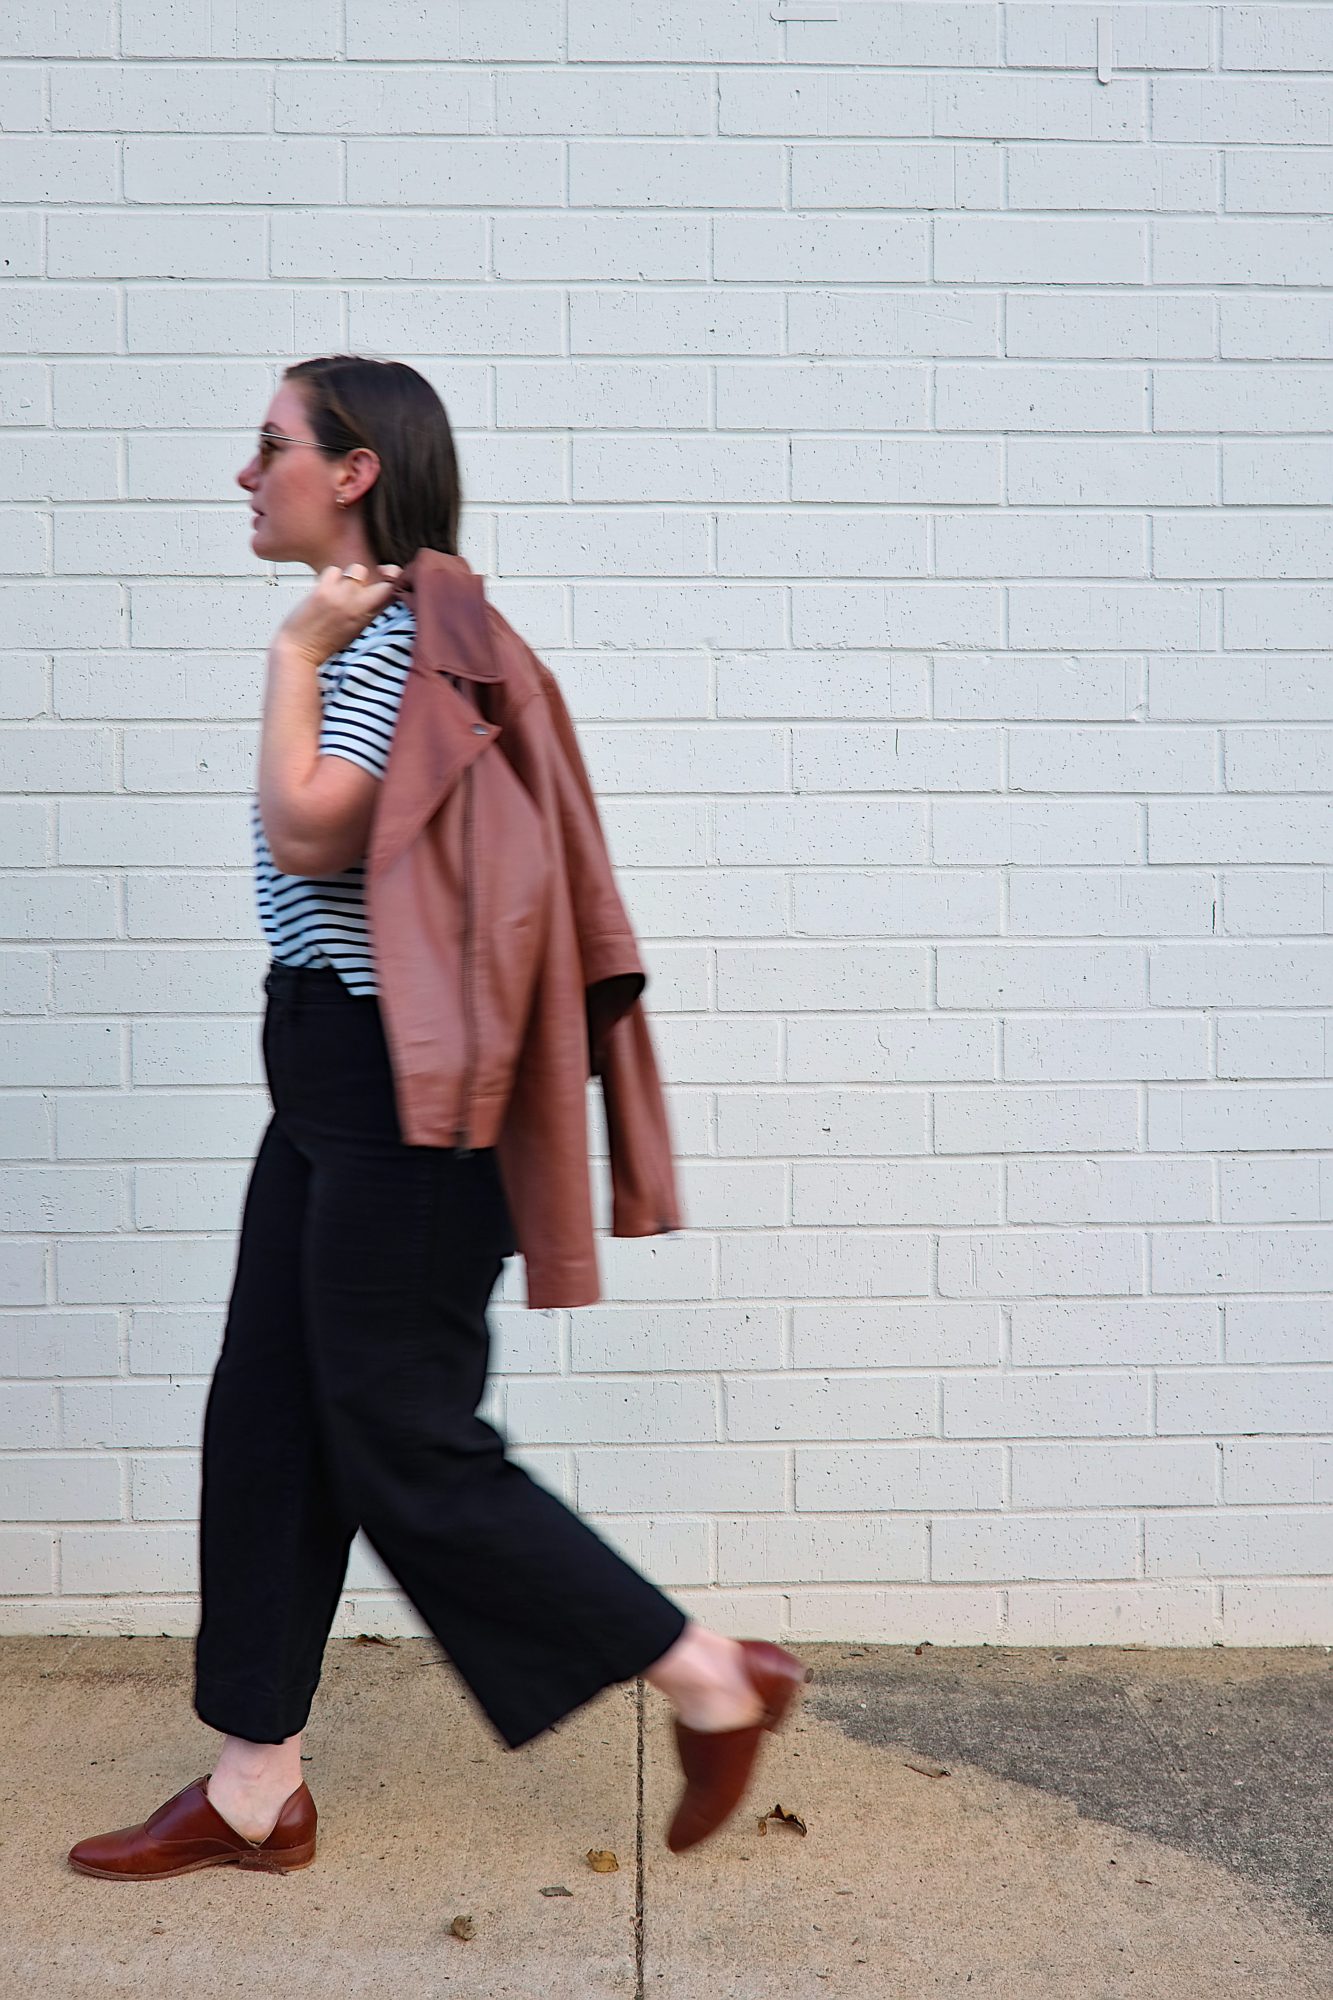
[193,959,688,1749]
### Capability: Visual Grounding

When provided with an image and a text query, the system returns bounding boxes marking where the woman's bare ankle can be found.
[643,1624,766,1731]
[207,1732,304,1840]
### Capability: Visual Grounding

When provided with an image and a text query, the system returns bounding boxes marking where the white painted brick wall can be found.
[2,2,1330,1650]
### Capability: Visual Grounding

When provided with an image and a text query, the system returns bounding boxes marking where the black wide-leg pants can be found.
[193,959,688,1750]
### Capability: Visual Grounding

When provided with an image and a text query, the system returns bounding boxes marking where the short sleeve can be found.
[318,646,412,780]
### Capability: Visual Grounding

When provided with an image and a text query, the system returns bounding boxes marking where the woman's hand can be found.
[274,562,404,666]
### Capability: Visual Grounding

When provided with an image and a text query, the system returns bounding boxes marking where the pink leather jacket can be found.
[365,547,684,1309]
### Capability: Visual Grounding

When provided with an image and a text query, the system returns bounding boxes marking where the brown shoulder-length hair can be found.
[282,354,463,566]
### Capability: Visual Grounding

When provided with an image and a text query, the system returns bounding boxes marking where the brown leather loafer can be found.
[67,1776,317,1880]
[665,1638,813,1853]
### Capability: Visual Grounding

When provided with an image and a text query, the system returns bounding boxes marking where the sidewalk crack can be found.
[634,1676,646,2000]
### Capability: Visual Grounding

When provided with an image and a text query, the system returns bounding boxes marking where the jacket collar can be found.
[368,547,503,876]
[389,546,504,683]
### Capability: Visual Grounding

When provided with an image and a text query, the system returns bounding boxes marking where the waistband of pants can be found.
[263,959,375,1004]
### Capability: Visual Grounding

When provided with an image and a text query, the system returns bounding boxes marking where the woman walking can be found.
[67,355,809,1881]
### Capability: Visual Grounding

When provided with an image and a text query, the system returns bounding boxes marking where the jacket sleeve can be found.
[598,995,686,1236]
[536,661,686,1237]
[537,663,648,1059]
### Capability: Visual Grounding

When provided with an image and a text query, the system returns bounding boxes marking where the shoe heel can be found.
[238,1838,316,1873]
[743,1647,813,1734]
[764,1666,813,1733]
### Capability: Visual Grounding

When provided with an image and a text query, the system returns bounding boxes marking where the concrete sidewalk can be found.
[1,1635,1329,1997]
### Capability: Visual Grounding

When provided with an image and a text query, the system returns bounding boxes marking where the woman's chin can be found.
[250,519,282,557]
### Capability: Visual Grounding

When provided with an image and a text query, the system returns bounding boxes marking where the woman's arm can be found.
[256,562,402,877]
[257,634,380,876]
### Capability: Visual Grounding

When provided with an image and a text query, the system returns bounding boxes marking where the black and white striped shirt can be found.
[251,597,416,996]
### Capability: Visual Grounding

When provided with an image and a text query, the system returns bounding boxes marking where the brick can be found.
[1220,1582,1333,1644]
[794,436,998,503]
[1146,1511,1331,1577]
[1224,156,1333,221]
[1221,1155,1333,1222]
[937,946,1146,1010]
[1153,1228,1333,1296]
[1218,874,1327,939]
[0,1454,121,1521]
[1151,1084,1333,1152]
[1221,1440,1332,1506]
[934,656,1143,720]
[1150,941,1333,1001]
[792,1303,999,1370]
[1008,1157,1211,1225]
[1226,1300,1333,1365]
[1217,1014,1333,1080]
[724,1372,935,1442]
[937,366,1147,432]
[936,76,1144,142]
[795,1443,1001,1511]
[1007,6,1210,72]
[1008,725,1213,791]
[1223,8,1333,71]
[717,1514,926,1586]
[791,870,1001,940]
[0,1533,54,1593]
[1160,802,1333,869]
[933,800,1141,865]
[793,1159,1000,1228]
[1009,586,1203,650]
[718,792,928,870]
[1003,1012,1209,1080]
[932,1515,1140,1582]
[935,514,1146,579]
[719,72,931,140]
[720,1232,932,1301]
[928,1224,1136,1304]
[575,1448,785,1514]
[1010,440,1214,506]
[1226,727,1333,790]
[1153,77,1333,143]
[1000,288,1208,354]
[1152,654,1330,721]
[1011,1441,1215,1509]
[788,728,996,788]
[1155,367,1333,433]
[2,8,116,58]
[788,1014,996,1083]
[1000,872,1208,940]
[1005,1584,1217,1645]
[784,292,992,362]
[1011,1300,1219,1368]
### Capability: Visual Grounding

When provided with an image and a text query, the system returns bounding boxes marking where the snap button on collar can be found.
[471,722,488,735]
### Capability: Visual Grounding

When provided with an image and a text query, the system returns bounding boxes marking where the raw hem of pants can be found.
[193,1677,322,1745]
[495,1602,690,1752]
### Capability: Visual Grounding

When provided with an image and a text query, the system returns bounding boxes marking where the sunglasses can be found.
[256,428,345,471]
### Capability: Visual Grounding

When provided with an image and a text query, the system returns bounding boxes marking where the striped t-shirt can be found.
[251,596,416,996]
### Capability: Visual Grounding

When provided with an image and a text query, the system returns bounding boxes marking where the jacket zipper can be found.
[455,755,476,1157]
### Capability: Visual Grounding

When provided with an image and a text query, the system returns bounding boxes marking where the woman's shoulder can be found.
[363,596,416,642]
[320,597,416,693]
